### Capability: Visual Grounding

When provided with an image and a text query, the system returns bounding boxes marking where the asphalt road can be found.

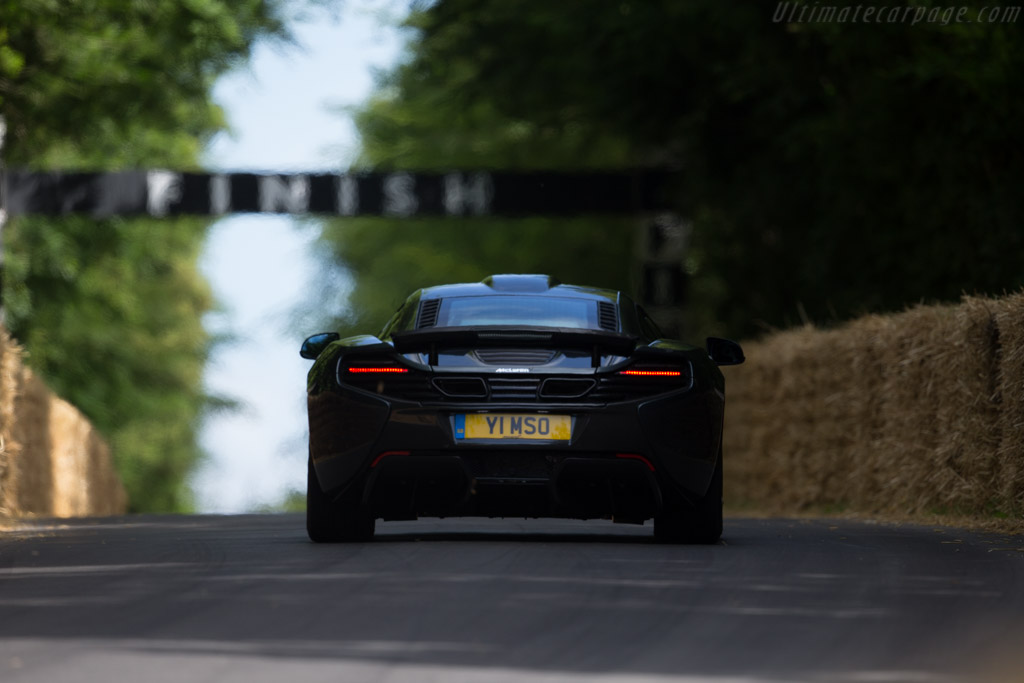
[0,515,1021,683]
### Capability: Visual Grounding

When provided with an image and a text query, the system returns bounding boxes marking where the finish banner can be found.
[2,170,674,218]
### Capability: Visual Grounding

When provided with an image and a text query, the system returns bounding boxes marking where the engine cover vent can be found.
[598,302,618,331]
[432,377,488,398]
[474,349,556,365]
[487,378,541,400]
[416,299,441,329]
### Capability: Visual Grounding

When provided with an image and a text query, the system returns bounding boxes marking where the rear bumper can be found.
[363,451,661,522]
[308,384,724,518]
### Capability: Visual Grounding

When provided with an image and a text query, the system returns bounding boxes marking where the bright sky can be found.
[191,2,406,513]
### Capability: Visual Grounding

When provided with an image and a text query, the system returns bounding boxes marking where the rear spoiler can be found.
[390,326,638,362]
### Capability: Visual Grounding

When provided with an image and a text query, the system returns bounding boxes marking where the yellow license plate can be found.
[456,413,571,441]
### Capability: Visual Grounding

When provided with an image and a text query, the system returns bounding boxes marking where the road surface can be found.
[0,515,1022,682]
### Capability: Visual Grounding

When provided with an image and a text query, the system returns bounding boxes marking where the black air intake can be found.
[598,302,618,331]
[416,299,441,329]
[475,349,556,365]
[432,377,488,398]
[487,378,541,400]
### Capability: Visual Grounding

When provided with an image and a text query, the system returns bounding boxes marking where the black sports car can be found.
[301,274,743,543]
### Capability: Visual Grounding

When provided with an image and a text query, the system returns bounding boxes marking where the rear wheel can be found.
[654,450,723,544]
[307,455,375,542]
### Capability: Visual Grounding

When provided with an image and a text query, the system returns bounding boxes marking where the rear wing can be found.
[390,326,638,365]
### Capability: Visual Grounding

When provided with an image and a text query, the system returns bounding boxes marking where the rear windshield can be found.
[438,296,599,330]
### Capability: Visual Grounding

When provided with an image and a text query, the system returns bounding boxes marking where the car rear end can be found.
[310,333,723,525]
[305,275,737,543]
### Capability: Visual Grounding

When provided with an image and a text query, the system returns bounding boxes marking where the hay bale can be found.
[87,429,127,515]
[869,304,952,512]
[936,297,1001,512]
[1,330,127,518]
[813,314,890,510]
[0,328,20,515]
[837,300,1002,516]
[9,369,55,515]
[725,294,1021,529]
[994,292,1024,516]
[725,325,831,512]
[724,328,791,511]
[49,392,93,517]
[835,314,890,506]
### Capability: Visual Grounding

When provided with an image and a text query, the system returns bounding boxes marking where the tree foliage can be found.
[320,3,646,336]
[320,218,637,338]
[0,0,285,167]
[4,216,215,511]
[1,0,288,511]
[332,0,1024,339]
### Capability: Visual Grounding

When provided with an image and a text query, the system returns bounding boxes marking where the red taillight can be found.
[616,453,655,471]
[347,366,409,374]
[618,369,682,377]
[371,450,411,468]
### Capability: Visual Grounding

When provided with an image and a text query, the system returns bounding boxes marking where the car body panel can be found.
[303,274,742,539]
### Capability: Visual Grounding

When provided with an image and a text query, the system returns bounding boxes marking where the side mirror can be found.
[707,337,744,366]
[300,332,341,360]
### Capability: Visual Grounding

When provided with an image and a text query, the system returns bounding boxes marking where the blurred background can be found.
[1,0,1021,513]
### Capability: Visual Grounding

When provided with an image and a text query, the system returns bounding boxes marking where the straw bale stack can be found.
[0,328,21,515]
[6,368,54,514]
[993,293,1024,515]
[0,328,127,517]
[725,294,1022,527]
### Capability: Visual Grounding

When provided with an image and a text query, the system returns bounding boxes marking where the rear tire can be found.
[307,455,375,543]
[654,450,723,544]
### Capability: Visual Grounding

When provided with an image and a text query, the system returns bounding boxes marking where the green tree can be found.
[332,0,1024,339]
[319,218,637,338]
[318,4,645,336]
[1,0,289,511]
[0,0,285,167]
[3,216,216,511]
